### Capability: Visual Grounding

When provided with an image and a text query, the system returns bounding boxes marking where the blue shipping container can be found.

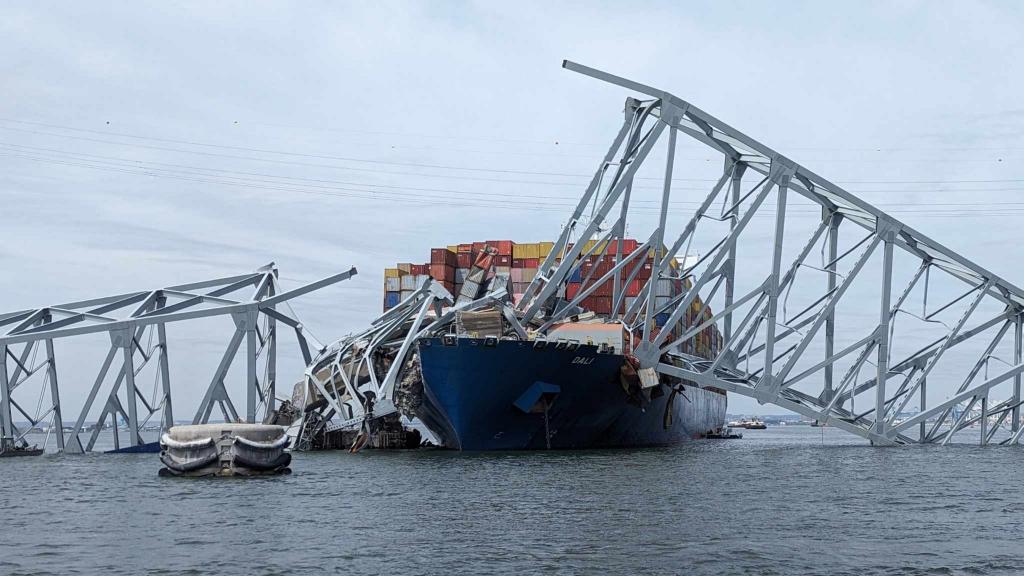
[569,269,582,283]
[655,313,670,327]
[385,291,401,307]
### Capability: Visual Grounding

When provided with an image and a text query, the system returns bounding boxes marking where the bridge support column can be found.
[45,339,64,452]
[113,328,141,447]
[824,209,840,407]
[980,394,989,445]
[156,323,173,431]
[267,320,276,420]
[872,228,895,442]
[920,378,927,443]
[1013,315,1022,435]
[0,344,13,452]
[231,306,260,424]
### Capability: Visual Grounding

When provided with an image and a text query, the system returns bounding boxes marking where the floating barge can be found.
[159,424,291,476]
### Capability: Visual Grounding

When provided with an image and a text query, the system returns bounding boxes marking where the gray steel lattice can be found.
[0,264,355,454]
[513,61,1024,445]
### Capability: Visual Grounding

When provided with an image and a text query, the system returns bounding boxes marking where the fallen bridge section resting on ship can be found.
[294,60,1024,448]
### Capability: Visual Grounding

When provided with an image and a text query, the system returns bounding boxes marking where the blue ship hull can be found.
[416,337,726,450]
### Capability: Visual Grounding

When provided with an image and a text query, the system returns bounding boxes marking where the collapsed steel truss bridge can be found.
[0,265,355,454]
[8,62,1022,451]
[513,61,1024,446]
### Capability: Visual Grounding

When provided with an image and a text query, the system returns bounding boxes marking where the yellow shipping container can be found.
[537,241,555,257]
[512,243,529,258]
[384,268,400,278]
[447,245,459,253]
[397,263,412,274]
[524,243,540,259]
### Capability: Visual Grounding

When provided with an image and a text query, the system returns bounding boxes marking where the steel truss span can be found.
[515,61,1024,446]
[0,264,355,454]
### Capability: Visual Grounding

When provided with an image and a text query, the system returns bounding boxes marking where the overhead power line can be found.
[6,147,1024,219]
[2,118,1023,185]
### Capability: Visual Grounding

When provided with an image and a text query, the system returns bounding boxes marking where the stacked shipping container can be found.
[382,239,724,359]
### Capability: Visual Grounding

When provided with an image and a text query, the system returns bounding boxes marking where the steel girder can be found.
[0,264,355,454]
[515,61,1024,446]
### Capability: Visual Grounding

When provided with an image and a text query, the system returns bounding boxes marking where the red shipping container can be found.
[512,259,526,268]
[626,278,642,297]
[637,261,654,280]
[443,279,455,294]
[496,255,512,266]
[566,283,581,300]
[409,264,423,275]
[472,241,486,256]
[593,279,612,297]
[525,258,539,268]
[457,253,472,268]
[431,248,452,265]
[606,239,639,255]
[488,240,514,256]
[429,263,453,281]
[590,296,612,315]
[457,243,472,254]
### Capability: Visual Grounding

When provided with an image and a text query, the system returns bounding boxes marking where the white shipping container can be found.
[522,268,537,282]
[465,268,487,284]
[385,277,401,292]
[655,295,672,309]
[456,268,470,283]
[656,278,675,297]
[416,274,430,288]
[510,268,523,283]
[400,290,415,300]
[400,275,417,290]
[458,280,480,301]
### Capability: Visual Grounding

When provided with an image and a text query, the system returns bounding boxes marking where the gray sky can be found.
[2,1,1023,420]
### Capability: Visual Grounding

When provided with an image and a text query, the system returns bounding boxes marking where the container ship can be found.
[291,238,726,451]
[378,240,724,450]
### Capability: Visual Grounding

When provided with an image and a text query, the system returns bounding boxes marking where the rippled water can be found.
[3,426,1023,575]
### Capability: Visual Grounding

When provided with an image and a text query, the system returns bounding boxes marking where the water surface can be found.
[4,426,1022,575]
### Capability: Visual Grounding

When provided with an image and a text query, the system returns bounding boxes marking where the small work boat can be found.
[0,443,43,458]
[159,423,291,477]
